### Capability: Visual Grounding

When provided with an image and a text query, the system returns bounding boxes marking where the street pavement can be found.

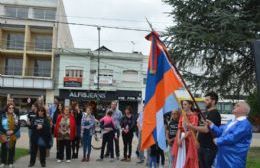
[15,128,260,168]
[15,130,153,168]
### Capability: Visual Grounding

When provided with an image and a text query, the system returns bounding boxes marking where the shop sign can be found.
[69,91,106,99]
[64,77,82,87]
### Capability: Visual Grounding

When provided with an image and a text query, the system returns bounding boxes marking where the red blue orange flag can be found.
[141,31,184,150]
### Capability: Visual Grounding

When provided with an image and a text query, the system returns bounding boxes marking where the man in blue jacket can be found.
[206,101,252,168]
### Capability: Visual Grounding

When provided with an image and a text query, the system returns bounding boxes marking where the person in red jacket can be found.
[54,106,76,163]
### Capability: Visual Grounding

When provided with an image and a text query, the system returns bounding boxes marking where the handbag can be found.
[0,134,7,143]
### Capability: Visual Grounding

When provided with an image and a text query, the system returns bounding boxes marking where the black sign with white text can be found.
[59,89,141,101]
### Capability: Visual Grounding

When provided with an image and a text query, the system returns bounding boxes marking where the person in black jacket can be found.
[120,106,136,162]
[28,106,51,167]
[71,102,82,159]
[27,103,38,154]
[0,103,20,168]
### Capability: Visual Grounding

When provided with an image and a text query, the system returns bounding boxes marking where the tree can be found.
[163,0,260,98]
[247,91,260,125]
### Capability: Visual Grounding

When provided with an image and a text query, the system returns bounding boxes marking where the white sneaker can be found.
[57,160,62,163]
[0,164,5,168]
[9,164,14,168]
[66,160,71,163]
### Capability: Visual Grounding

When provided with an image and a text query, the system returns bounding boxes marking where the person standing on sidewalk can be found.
[166,110,179,167]
[54,106,76,163]
[0,103,20,168]
[172,100,199,168]
[81,105,95,162]
[105,101,122,159]
[136,107,145,164]
[97,110,116,162]
[71,101,82,159]
[27,103,38,154]
[52,103,64,159]
[120,106,136,162]
[188,92,221,168]
[28,106,51,167]
[48,97,59,120]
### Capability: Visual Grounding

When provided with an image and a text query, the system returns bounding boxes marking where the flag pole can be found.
[164,49,206,120]
[145,19,206,120]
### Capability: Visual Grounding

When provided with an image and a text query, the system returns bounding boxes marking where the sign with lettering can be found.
[64,77,82,87]
[59,90,142,101]
[60,90,117,101]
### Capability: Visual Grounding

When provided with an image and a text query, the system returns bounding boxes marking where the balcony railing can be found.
[0,40,52,52]
[0,66,51,77]
[4,67,23,76]
[27,41,52,52]
[1,40,24,51]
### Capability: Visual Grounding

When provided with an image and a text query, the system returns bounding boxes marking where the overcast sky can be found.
[62,0,172,55]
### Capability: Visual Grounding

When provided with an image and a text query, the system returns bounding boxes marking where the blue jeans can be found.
[149,156,157,168]
[82,130,92,158]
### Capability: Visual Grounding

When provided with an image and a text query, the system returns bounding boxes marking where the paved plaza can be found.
[15,129,260,168]
[15,131,153,168]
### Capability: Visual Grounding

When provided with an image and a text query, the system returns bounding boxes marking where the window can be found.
[94,69,113,85]
[33,60,51,77]
[122,70,138,82]
[143,77,147,85]
[65,69,83,78]
[6,33,24,50]
[5,58,23,75]
[5,6,28,19]
[33,8,56,20]
[34,35,52,52]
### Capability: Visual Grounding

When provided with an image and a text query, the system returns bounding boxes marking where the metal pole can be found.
[253,40,260,103]
[152,33,206,120]
[97,27,101,92]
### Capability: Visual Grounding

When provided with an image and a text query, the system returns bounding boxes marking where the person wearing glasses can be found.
[28,106,52,167]
[0,103,20,168]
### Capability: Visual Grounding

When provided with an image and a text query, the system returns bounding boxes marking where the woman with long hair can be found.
[54,106,76,163]
[28,106,52,167]
[120,106,136,162]
[172,100,199,168]
[71,102,82,159]
[53,103,64,159]
[0,103,20,168]
[81,105,96,162]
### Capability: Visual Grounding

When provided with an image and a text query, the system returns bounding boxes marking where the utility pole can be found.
[97,26,101,92]
[253,40,260,103]
[96,26,101,115]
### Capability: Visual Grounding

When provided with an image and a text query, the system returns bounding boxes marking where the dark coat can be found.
[30,116,52,149]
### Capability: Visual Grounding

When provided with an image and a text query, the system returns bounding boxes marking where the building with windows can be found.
[55,47,147,117]
[0,0,73,112]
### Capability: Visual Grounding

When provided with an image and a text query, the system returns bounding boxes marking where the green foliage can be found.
[247,147,260,168]
[247,91,260,124]
[163,0,260,97]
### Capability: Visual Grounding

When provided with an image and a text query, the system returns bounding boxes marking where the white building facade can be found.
[55,47,147,116]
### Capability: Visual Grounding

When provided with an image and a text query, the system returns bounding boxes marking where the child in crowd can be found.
[97,110,115,161]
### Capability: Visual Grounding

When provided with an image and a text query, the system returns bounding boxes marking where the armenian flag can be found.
[141,31,183,150]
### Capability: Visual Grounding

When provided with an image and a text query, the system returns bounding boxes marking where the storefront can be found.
[0,88,46,114]
[59,89,142,118]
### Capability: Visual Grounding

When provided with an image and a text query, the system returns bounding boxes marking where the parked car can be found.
[19,114,28,127]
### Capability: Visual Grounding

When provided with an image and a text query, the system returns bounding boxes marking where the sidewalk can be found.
[15,131,260,168]
[15,132,150,168]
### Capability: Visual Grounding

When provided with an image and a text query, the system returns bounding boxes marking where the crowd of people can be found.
[0,91,253,168]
